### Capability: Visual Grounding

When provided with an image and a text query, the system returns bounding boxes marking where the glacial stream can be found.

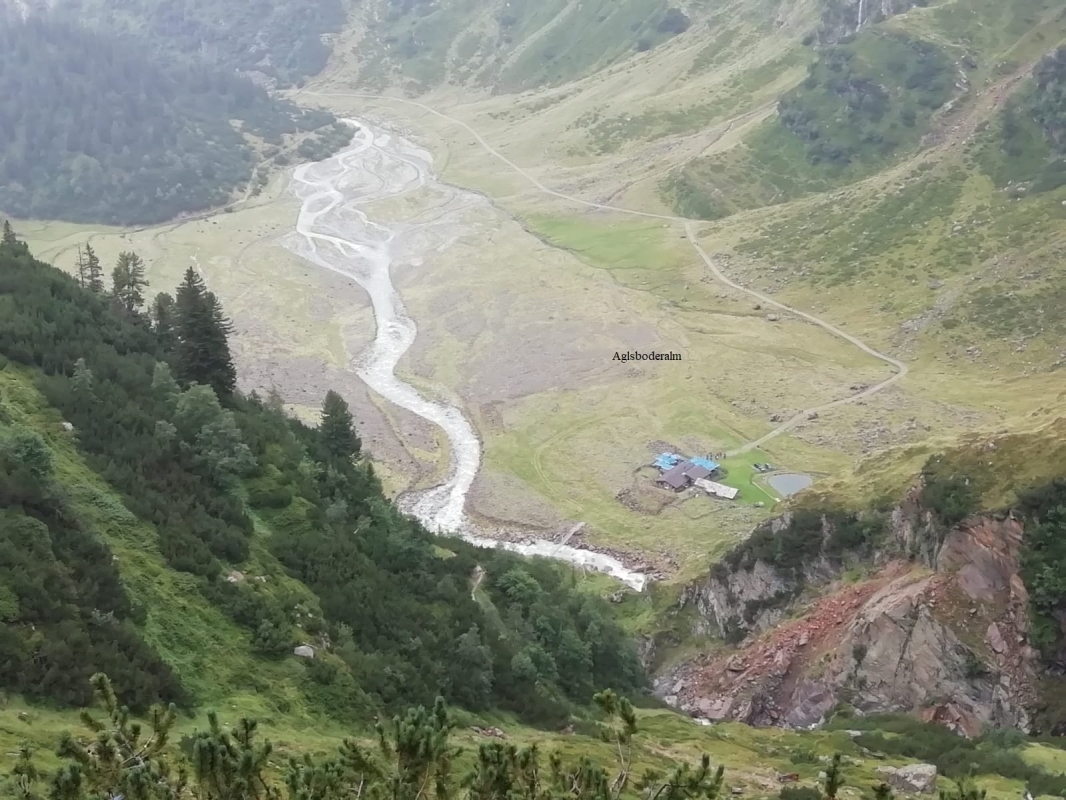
[283,119,647,591]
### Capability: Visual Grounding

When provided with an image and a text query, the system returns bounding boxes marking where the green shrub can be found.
[789,748,820,764]
[656,8,690,34]
[1017,479,1066,661]
[826,713,1066,796]
[777,31,951,168]
[248,484,294,509]
[919,456,978,525]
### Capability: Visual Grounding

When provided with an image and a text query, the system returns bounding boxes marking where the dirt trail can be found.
[304,91,908,455]
[684,223,907,454]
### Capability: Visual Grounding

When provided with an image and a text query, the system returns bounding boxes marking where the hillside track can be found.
[305,91,909,455]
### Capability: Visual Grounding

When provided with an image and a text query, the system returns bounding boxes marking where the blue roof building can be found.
[653,453,682,470]
[690,457,719,472]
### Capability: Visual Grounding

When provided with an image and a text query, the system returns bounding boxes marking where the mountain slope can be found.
[341,0,707,93]
[12,0,346,86]
[0,7,350,224]
[0,231,643,727]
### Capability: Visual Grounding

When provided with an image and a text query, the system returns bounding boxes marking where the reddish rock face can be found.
[937,516,1024,602]
[661,506,1041,734]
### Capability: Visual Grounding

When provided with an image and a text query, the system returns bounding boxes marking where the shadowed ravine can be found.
[284,120,648,591]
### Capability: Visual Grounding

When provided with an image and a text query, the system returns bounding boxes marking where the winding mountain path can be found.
[303,91,908,454]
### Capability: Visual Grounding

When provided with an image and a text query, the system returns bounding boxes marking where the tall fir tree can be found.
[75,245,88,287]
[71,357,95,409]
[111,251,148,313]
[0,219,28,256]
[153,292,177,352]
[83,243,104,293]
[174,267,236,398]
[824,753,844,800]
[320,390,360,461]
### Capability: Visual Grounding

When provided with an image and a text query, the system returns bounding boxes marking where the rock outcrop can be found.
[659,495,1042,734]
[876,764,938,794]
[679,511,845,638]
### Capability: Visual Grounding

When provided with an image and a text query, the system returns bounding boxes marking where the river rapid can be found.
[283,119,647,591]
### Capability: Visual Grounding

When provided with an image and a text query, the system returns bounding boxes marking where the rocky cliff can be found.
[658,491,1045,735]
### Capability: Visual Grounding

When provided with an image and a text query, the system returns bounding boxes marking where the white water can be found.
[283,120,647,592]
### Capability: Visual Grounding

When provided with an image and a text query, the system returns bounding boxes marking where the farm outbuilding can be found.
[694,478,738,500]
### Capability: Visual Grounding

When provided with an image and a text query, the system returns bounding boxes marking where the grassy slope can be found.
[0,368,325,717]
[343,0,703,94]
[684,0,1066,365]
[0,364,377,776]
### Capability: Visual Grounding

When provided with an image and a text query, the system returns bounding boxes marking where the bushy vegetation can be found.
[4,675,727,800]
[919,456,979,527]
[0,16,342,224]
[715,509,886,579]
[986,95,1058,187]
[777,31,951,167]
[981,46,1066,193]
[0,441,186,712]
[826,714,1066,796]
[0,229,643,723]
[1030,47,1066,153]
[297,122,357,162]
[1016,479,1066,664]
[656,8,691,35]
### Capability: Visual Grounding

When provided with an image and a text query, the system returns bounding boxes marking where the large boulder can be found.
[293,644,315,659]
[877,764,938,794]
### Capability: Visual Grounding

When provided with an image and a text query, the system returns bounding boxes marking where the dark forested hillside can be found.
[51,0,346,86]
[0,228,642,723]
[0,14,346,224]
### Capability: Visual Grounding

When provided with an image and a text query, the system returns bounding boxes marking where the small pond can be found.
[767,472,814,497]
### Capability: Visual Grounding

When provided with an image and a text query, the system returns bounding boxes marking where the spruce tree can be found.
[153,292,177,352]
[823,753,844,800]
[75,245,88,287]
[71,357,95,410]
[83,243,104,293]
[2,219,16,247]
[320,390,361,461]
[112,251,148,313]
[174,268,237,398]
